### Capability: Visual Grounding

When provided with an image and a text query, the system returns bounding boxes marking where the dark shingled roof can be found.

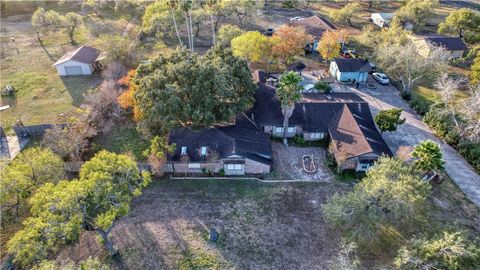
[287,62,306,72]
[53,45,100,66]
[250,81,392,158]
[333,58,371,73]
[328,104,393,158]
[424,36,468,51]
[168,114,272,165]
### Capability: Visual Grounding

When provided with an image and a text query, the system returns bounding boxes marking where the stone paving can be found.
[269,142,334,182]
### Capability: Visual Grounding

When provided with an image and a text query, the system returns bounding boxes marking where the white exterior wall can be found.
[55,60,93,76]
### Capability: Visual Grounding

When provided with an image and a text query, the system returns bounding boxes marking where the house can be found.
[370,13,394,28]
[329,58,371,83]
[290,15,337,53]
[166,115,272,175]
[251,71,392,171]
[53,45,100,76]
[291,15,337,40]
[166,70,391,175]
[410,35,468,59]
[328,104,393,171]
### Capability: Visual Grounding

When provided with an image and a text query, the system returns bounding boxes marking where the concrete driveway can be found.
[333,80,480,207]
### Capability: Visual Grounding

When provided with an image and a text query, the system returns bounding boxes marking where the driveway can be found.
[333,80,480,206]
[269,142,334,182]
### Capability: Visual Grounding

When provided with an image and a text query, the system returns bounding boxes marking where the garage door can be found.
[65,66,83,75]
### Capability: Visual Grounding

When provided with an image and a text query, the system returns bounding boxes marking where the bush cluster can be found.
[423,106,479,172]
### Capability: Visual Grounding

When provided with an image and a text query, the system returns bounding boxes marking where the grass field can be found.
[0,6,139,131]
[55,179,348,269]
[49,177,479,269]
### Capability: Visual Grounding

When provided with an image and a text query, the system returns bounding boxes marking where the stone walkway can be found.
[335,81,480,207]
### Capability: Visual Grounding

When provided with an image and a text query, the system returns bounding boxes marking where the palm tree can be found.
[277,71,303,146]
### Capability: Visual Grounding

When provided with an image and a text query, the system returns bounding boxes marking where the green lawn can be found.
[0,6,139,131]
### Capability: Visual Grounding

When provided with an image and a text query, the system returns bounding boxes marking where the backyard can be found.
[55,179,348,269]
[50,177,479,269]
[0,4,139,131]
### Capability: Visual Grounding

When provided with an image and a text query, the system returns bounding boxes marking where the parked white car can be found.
[372,73,389,85]
[289,16,303,22]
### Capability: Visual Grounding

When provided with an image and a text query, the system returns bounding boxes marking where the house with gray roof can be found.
[410,35,468,59]
[166,70,391,175]
[329,58,371,83]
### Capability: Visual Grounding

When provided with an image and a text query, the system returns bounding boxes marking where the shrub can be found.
[409,95,432,116]
[314,81,332,93]
[400,91,412,100]
[291,135,329,148]
[423,106,460,145]
[218,168,225,177]
[458,141,480,172]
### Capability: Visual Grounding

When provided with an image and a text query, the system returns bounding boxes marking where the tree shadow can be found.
[60,74,102,107]
[38,38,56,61]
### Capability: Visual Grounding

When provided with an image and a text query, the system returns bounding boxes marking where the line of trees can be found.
[142,0,263,51]
[31,7,83,44]
[231,25,312,67]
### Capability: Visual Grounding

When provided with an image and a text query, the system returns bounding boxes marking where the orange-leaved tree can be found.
[272,25,312,66]
[117,69,143,121]
[317,30,348,63]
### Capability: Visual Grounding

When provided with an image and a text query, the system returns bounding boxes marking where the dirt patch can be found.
[55,179,347,269]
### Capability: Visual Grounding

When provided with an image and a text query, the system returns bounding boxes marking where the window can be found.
[201,146,207,156]
[359,163,369,171]
[287,127,295,133]
[226,164,243,170]
[188,163,201,168]
[311,133,323,139]
[181,146,187,155]
[275,127,283,133]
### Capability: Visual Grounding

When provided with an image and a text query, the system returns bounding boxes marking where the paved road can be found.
[337,82,480,207]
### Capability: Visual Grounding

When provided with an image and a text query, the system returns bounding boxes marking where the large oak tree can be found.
[134,47,256,135]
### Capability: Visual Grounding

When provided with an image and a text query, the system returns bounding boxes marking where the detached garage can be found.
[53,45,100,76]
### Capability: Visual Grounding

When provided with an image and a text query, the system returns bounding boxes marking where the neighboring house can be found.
[410,35,468,59]
[329,58,371,83]
[370,12,413,30]
[370,13,393,28]
[290,15,337,53]
[53,45,100,76]
[251,71,392,171]
[166,115,272,175]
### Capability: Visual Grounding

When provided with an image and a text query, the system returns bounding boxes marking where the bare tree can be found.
[461,86,480,141]
[376,42,449,96]
[434,73,466,130]
[101,61,128,81]
[83,79,122,134]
